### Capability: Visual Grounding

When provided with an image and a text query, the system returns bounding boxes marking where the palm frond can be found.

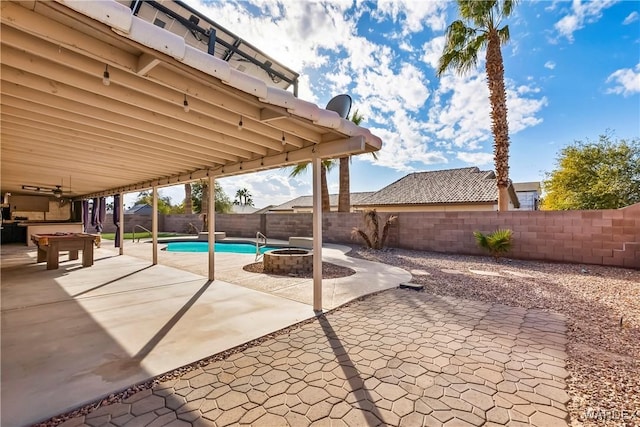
[474,229,512,261]
[350,109,364,125]
[351,227,373,248]
[380,215,398,249]
[289,162,310,178]
[498,26,511,43]
[438,20,486,77]
[323,159,337,172]
[487,229,512,253]
[473,231,490,249]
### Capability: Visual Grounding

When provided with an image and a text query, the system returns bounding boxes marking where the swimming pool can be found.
[163,241,283,254]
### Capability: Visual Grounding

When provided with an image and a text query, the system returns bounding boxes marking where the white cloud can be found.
[364,124,447,171]
[456,152,494,165]
[426,67,547,150]
[218,170,310,208]
[554,0,618,42]
[421,36,446,70]
[183,0,358,98]
[374,0,447,35]
[544,61,556,70]
[178,0,547,179]
[606,63,640,96]
[623,11,639,25]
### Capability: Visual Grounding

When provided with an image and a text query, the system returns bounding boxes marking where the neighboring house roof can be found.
[513,182,542,192]
[125,203,152,214]
[355,167,520,208]
[270,192,376,211]
[231,204,259,214]
[254,205,276,214]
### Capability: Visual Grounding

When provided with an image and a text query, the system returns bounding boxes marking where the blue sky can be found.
[140,0,640,209]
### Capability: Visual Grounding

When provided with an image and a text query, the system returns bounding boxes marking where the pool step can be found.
[197,232,226,241]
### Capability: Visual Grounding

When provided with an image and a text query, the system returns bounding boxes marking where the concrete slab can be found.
[107,240,412,311]
[1,247,313,427]
[469,269,502,277]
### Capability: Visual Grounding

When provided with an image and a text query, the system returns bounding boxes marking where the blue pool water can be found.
[164,241,282,254]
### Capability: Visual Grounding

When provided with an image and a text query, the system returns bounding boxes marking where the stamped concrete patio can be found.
[59,289,570,427]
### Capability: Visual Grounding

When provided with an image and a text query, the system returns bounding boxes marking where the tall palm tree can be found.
[437,0,517,211]
[234,187,253,206]
[289,161,335,212]
[338,109,366,212]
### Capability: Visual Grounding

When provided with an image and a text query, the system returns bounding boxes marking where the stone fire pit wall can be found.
[263,249,313,275]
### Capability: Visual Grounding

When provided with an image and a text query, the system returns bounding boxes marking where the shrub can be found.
[351,209,398,250]
[473,229,513,262]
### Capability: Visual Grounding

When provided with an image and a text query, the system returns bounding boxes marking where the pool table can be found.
[31,233,101,270]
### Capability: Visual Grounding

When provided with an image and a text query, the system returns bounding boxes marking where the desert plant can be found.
[473,229,513,262]
[351,209,398,250]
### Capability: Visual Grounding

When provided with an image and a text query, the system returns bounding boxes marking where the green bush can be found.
[473,229,513,262]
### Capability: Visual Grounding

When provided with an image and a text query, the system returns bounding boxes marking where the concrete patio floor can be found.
[111,238,410,310]
[1,241,570,426]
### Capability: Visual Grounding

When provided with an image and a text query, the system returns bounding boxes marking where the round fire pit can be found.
[263,248,313,275]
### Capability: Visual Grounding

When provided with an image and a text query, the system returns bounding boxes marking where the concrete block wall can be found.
[100,203,639,268]
[101,214,155,234]
[264,214,312,240]
[214,214,262,238]
[163,214,203,233]
[393,205,639,268]
[323,212,400,248]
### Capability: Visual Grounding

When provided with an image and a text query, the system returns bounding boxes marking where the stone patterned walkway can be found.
[60,289,570,427]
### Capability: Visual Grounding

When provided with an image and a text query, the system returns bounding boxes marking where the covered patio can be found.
[1,1,383,425]
[0,0,381,309]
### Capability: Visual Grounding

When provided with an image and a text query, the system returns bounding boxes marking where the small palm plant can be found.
[473,229,513,262]
[351,209,398,250]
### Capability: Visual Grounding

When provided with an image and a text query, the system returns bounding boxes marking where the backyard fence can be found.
[104,203,640,269]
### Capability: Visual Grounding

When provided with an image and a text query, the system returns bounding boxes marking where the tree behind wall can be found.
[191,181,233,214]
[133,191,174,214]
[184,183,192,214]
[542,134,640,210]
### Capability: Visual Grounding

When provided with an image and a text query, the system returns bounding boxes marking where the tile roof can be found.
[271,192,376,211]
[356,167,509,206]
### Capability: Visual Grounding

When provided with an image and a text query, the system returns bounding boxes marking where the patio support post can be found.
[118,192,124,255]
[152,186,158,265]
[312,156,322,312]
[208,176,215,280]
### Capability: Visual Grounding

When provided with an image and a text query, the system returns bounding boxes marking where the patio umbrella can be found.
[113,194,120,247]
[82,200,89,233]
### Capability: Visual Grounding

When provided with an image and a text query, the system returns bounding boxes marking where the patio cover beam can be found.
[82,137,366,198]
[1,0,381,202]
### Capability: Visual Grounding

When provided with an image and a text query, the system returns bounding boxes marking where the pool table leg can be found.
[46,242,59,270]
[69,250,79,261]
[36,247,47,263]
[82,240,94,267]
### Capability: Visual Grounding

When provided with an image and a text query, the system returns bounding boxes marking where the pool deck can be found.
[120,237,410,310]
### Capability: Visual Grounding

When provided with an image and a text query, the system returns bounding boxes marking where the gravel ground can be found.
[348,246,640,427]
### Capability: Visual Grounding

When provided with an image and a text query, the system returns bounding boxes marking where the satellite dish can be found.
[325,94,352,119]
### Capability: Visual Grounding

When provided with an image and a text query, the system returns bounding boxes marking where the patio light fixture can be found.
[102,64,110,86]
[183,94,190,113]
